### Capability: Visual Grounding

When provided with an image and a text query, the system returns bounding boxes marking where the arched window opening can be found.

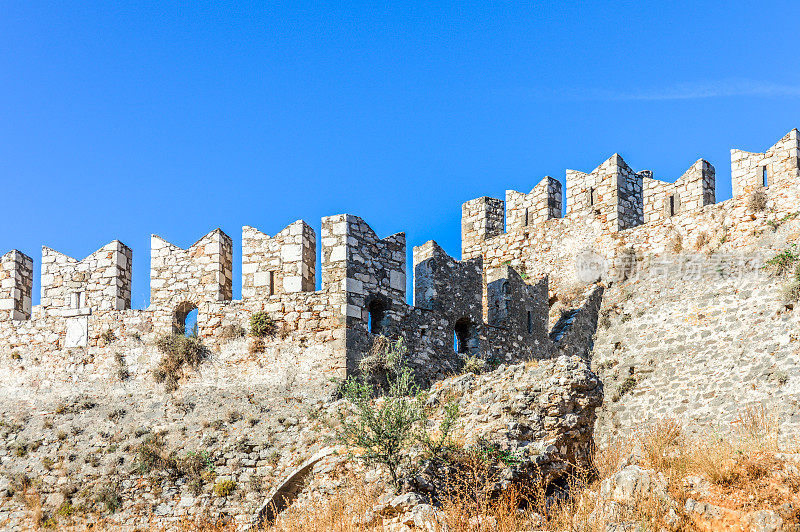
[454,318,472,354]
[527,311,533,334]
[589,187,597,206]
[762,166,769,188]
[174,301,199,337]
[368,299,386,334]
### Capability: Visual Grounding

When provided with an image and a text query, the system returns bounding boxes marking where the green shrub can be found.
[213,479,237,497]
[56,501,75,517]
[463,355,487,375]
[338,338,461,488]
[250,312,277,338]
[94,483,121,513]
[339,367,423,487]
[765,244,800,276]
[612,376,638,402]
[153,334,207,391]
[101,329,116,344]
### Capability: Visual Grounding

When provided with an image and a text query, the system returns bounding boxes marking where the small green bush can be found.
[94,483,121,513]
[250,312,277,338]
[101,329,116,344]
[213,479,237,497]
[56,501,75,517]
[765,244,800,276]
[463,355,487,375]
[612,376,637,402]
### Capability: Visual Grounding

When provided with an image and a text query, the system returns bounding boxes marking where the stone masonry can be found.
[40,241,132,315]
[242,221,315,299]
[1,128,799,401]
[0,251,33,321]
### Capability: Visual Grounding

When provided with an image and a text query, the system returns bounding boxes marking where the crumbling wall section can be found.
[486,266,550,358]
[413,240,483,356]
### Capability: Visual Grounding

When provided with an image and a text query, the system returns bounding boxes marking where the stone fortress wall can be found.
[1,215,596,398]
[1,129,797,397]
[462,129,800,295]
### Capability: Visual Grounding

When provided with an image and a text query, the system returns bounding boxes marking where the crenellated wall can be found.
[566,154,643,231]
[150,229,233,332]
[463,129,800,297]
[643,160,715,223]
[731,129,800,200]
[2,128,798,398]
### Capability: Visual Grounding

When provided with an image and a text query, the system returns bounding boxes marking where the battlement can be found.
[242,221,315,299]
[1,128,798,396]
[731,129,800,200]
[321,214,406,336]
[0,250,33,321]
[505,176,563,232]
[642,159,715,223]
[462,197,505,259]
[566,153,644,231]
[41,241,132,316]
[150,229,234,307]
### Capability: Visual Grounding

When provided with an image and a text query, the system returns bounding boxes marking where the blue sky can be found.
[2,1,799,308]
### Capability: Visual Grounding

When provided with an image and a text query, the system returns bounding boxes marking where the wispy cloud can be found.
[592,79,800,101]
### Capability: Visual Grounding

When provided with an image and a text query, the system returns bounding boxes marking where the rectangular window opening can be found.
[762,166,769,188]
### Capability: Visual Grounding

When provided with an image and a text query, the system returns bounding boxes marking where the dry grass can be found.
[258,405,799,532]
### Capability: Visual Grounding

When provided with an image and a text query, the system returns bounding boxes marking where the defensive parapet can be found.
[150,229,233,331]
[566,154,643,231]
[0,250,33,321]
[40,241,132,316]
[462,197,504,260]
[413,240,483,355]
[506,176,563,232]
[732,129,800,200]
[242,221,315,299]
[642,160,715,223]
